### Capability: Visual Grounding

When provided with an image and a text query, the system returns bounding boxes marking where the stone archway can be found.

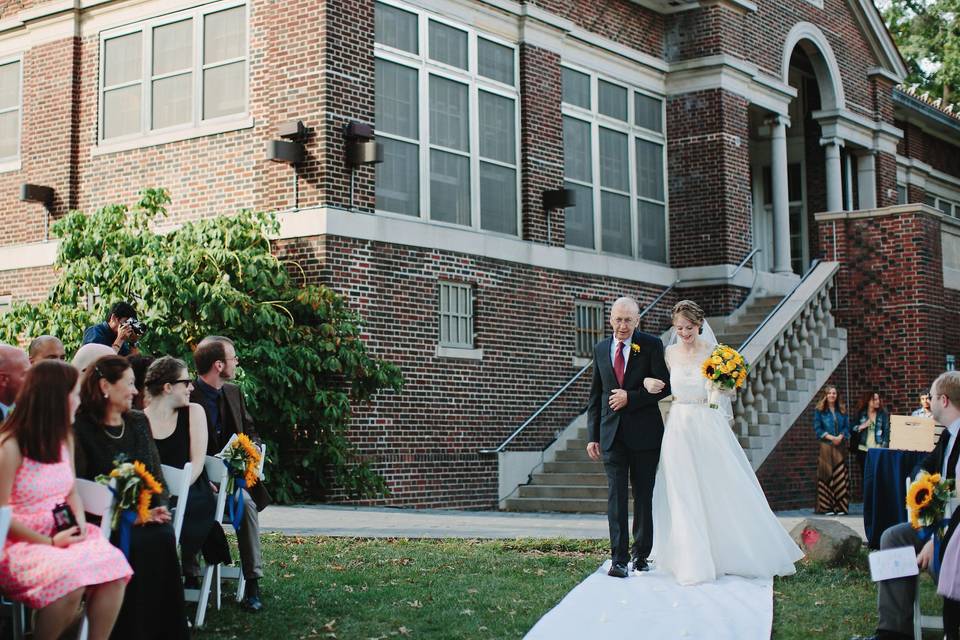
[781,22,845,113]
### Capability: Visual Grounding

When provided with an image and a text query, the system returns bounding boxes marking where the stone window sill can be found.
[435,345,483,360]
[91,115,255,156]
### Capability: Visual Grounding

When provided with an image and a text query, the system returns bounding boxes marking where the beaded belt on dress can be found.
[672,398,708,405]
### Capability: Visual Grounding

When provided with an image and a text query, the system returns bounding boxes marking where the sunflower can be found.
[907,478,935,511]
[701,361,716,379]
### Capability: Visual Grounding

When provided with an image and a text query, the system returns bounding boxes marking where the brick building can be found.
[0,0,957,509]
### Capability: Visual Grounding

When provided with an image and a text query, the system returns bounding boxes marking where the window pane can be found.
[377,138,419,216]
[428,20,467,70]
[152,73,192,129]
[103,85,141,139]
[479,92,515,164]
[204,6,245,64]
[429,75,468,151]
[598,81,627,121]
[636,139,663,201]
[104,32,142,87]
[0,111,18,158]
[480,162,516,235]
[940,200,953,217]
[635,92,662,132]
[924,193,936,207]
[601,192,631,256]
[374,2,418,54]
[478,38,513,85]
[788,163,802,201]
[563,117,591,183]
[638,200,666,263]
[153,20,192,75]
[896,184,907,205]
[564,182,594,249]
[375,59,418,139]
[599,128,628,191]
[203,61,245,119]
[562,67,590,109]
[0,62,20,110]
[430,149,470,226]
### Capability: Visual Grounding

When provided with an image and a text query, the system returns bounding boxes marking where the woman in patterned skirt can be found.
[0,360,132,640]
[813,385,851,515]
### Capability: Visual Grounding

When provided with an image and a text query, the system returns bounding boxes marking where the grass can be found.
[195,535,943,640]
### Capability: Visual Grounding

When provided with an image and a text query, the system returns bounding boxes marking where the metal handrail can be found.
[730,248,761,279]
[738,258,822,352]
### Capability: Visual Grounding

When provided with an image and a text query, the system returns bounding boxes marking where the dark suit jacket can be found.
[587,330,671,452]
[191,382,272,511]
[915,433,960,557]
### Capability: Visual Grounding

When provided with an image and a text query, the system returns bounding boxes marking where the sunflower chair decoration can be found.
[220,433,263,532]
[96,457,164,559]
[906,471,955,573]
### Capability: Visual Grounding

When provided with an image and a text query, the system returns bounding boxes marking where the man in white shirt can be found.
[858,371,960,640]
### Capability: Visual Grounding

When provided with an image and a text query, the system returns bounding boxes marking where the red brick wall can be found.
[896,120,960,181]
[0,265,57,303]
[527,0,663,59]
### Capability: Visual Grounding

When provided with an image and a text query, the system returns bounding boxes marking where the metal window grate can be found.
[574,301,604,358]
[438,282,474,348]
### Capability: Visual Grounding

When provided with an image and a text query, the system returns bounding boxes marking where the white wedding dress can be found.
[650,338,804,585]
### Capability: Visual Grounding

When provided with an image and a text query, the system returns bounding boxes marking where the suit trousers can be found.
[183,489,263,581]
[877,522,960,637]
[602,434,660,565]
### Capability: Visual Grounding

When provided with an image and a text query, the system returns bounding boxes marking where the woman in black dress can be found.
[73,355,189,640]
[143,356,229,584]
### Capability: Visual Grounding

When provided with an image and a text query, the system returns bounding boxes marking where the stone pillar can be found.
[822,138,843,212]
[844,152,854,211]
[857,151,877,210]
[769,115,792,274]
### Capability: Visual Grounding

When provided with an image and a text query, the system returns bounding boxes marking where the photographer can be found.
[81,302,144,357]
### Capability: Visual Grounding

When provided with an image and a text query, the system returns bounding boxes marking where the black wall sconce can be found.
[266,120,309,210]
[344,120,384,210]
[20,183,55,240]
[542,188,576,243]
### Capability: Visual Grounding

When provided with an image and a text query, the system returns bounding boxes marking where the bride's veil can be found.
[663,318,718,348]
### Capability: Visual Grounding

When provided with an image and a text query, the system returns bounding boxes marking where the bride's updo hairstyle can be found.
[671,300,705,334]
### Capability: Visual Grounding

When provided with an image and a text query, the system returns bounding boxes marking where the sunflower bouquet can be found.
[906,471,954,532]
[701,344,749,393]
[95,458,164,530]
[217,433,263,531]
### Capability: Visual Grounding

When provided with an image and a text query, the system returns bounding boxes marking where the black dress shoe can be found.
[607,562,629,578]
[241,578,265,612]
[631,557,650,572]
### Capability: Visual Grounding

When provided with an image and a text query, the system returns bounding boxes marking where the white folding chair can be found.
[908,476,957,640]
[182,456,230,628]
[216,443,267,605]
[0,506,25,640]
[161,463,193,544]
[74,479,115,640]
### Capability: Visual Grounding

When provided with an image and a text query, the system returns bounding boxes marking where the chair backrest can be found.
[161,462,192,544]
[75,478,115,540]
[204,455,229,523]
[0,505,10,548]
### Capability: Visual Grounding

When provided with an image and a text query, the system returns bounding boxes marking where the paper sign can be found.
[890,415,939,452]
[869,546,920,582]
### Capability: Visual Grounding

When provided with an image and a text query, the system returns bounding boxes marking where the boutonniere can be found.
[630,343,641,354]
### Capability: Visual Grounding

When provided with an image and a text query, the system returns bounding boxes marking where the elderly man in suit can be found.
[0,344,29,420]
[190,336,270,612]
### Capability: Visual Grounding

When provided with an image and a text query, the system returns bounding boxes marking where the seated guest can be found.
[854,391,890,470]
[73,355,189,640]
[814,385,850,516]
[81,302,142,357]
[0,344,29,421]
[913,393,934,418]
[861,371,960,640]
[71,343,115,375]
[144,356,229,587]
[0,360,130,640]
[128,355,155,411]
[27,335,66,364]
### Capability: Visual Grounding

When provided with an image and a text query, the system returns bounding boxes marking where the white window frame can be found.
[561,62,669,264]
[574,300,604,358]
[95,0,251,154]
[374,0,522,238]
[437,280,474,349]
[0,294,11,315]
[0,54,23,173]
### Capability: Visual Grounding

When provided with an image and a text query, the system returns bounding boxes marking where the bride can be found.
[649,300,804,585]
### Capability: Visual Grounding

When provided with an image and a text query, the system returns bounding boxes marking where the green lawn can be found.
[195,535,943,640]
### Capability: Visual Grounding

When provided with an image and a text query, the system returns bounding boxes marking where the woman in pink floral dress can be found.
[0,360,131,640]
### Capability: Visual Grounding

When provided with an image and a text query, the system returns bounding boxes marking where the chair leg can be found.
[236,572,246,603]
[12,602,25,640]
[913,587,922,640]
[214,564,222,611]
[77,614,89,640]
[195,566,215,629]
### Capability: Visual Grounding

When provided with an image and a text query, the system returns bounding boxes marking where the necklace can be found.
[103,422,125,440]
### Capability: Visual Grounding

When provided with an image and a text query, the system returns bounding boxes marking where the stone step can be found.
[555,448,592,461]
[748,423,773,437]
[543,461,604,474]
[786,378,809,392]
[531,472,607,486]
[518,484,610,499]
[503,497,610,513]
[565,438,590,450]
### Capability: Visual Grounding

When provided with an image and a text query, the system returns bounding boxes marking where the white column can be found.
[769,115,792,275]
[857,150,877,210]
[822,138,843,212]
[844,152,854,210]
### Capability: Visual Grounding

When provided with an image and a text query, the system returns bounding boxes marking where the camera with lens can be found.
[122,317,147,338]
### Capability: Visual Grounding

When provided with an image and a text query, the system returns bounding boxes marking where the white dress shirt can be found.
[942,418,960,478]
[610,337,632,368]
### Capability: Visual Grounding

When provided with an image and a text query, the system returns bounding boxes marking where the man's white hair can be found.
[611,296,640,315]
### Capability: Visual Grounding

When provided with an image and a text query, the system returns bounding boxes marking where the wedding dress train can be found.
[650,339,804,585]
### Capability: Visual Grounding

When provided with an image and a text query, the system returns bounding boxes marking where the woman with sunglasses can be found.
[144,356,229,588]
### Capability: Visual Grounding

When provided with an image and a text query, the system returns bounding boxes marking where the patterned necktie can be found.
[614,341,625,387]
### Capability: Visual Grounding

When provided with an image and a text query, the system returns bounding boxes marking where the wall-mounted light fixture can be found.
[542,188,576,244]
[20,183,55,240]
[343,120,383,210]
[266,119,308,164]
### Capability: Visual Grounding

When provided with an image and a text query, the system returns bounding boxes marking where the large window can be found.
[438,281,474,348]
[562,66,667,262]
[99,1,247,142]
[0,58,21,165]
[374,1,520,236]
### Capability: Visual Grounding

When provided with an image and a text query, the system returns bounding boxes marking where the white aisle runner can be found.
[525,561,773,640]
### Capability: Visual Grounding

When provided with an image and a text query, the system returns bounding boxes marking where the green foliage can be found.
[0,188,403,502]
[881,0,960,107]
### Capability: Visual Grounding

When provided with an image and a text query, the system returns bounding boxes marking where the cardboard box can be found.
[889,415,939,452]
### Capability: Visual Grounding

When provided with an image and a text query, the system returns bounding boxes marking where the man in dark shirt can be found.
[81,301,141,357]
[190,335,269,612]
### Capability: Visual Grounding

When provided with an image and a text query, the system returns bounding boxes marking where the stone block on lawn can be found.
[789,518,862,564]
